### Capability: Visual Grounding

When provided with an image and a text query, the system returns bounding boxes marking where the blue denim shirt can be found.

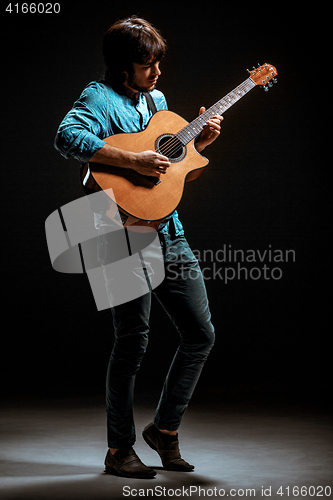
[54,81,184,236]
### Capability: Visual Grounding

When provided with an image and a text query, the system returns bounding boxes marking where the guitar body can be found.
[87,110,209,226]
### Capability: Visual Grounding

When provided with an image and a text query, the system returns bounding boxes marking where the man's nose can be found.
[152,63,161,76]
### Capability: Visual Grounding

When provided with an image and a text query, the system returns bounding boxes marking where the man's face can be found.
[124,60,161,92]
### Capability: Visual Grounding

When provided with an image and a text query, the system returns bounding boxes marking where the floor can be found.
[0,395,332,499]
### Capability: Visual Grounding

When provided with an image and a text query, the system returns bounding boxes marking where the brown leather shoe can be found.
[142,422,195,471]
[104,447,156,479]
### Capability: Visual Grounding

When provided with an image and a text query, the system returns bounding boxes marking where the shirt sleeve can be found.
[54,82,109,163]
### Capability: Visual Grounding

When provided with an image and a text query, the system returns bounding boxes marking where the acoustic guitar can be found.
[82,63,278,229]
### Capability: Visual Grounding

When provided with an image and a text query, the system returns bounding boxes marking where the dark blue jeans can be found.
[102,225,215,449]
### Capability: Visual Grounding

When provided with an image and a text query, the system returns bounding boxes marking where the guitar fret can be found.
[177,78,256,145]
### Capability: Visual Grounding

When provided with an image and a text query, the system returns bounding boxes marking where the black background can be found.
[2,2,328,408]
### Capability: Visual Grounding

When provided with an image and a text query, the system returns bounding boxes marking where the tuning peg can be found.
[272,77,278,84]
[268,81,273,87]
[263,85,269,92]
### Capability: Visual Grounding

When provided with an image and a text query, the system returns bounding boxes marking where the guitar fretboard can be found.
[176,77,256,145]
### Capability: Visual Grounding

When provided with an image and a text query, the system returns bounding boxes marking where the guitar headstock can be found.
[248,63,278,91]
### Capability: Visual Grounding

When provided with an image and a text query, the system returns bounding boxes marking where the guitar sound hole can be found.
[155,134,187,163]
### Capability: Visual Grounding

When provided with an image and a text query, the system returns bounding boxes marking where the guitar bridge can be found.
[139,174,161,186]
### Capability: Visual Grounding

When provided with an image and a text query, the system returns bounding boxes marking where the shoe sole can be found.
[142,429,195,472]
[105,465,156,479]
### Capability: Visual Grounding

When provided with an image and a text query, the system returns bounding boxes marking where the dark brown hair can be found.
[103,16,167,85]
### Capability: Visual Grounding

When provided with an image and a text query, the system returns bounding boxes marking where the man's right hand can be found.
[133,150,171,176]
[89,144,170,176]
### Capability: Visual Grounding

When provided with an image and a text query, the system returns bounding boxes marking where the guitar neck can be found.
[176,77,256,145]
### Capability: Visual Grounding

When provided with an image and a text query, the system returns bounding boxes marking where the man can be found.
[54,16,223,479]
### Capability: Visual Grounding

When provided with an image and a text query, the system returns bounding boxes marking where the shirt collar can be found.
[118,84,140,101]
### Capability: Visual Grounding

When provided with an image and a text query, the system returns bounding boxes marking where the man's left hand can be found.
[195,107,224,152]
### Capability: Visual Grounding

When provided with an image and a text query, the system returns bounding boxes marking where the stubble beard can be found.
[126,72,156,93]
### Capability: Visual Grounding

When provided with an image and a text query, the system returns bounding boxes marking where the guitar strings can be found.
[156,108,216,158]
[157,85,244,157]
[155,78,255,159]
[155,104,227,157]
[155,100,227,157]
[151,68,273,161]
